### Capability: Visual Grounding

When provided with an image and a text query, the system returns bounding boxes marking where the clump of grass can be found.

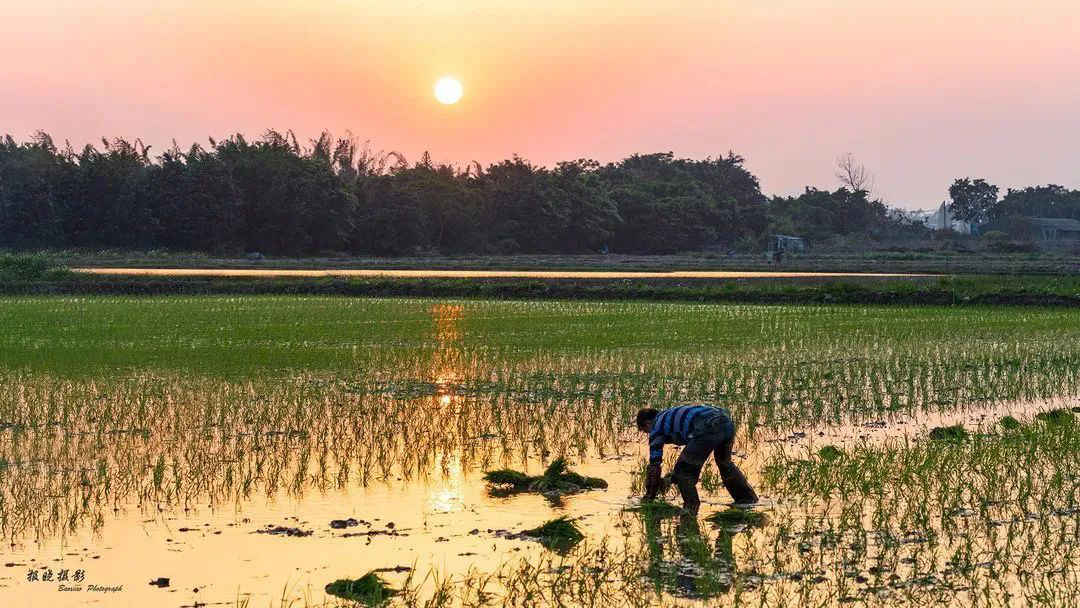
[929,424,968,441]
[484,458,607,494]
[817,445,844,461]
[1035,408,1075,425]
[999,415,1022,430]
[626,499,683,517]
[520,516,584,551]
[707,508,767,529]
[324,572,395,606]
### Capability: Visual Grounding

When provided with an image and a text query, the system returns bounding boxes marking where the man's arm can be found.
[643,461,663,500]
[642,434,665,500]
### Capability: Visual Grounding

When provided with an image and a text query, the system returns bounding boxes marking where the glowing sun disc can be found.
[434,77,463,105]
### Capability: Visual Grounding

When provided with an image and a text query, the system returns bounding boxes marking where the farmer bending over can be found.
[636,404,757,510]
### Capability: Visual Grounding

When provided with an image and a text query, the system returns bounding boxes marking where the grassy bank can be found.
[2,273,1077,307]
[1,252,1076,306]
[45,249,1080,275]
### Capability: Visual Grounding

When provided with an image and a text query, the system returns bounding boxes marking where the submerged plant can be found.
[324,573,395,606]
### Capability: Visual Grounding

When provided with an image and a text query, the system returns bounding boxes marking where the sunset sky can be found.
[3,0,1078,207]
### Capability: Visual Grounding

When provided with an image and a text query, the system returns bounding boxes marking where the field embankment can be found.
[2,253,1077,306]
[48,249,1080,275]
[7,273,1080,307]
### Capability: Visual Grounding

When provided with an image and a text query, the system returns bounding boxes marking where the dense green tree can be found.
[2,130,1028,257]
[65,138,155,248]
[214,131,356,255]
[482,157,567,253]
[993,185,1080,220]
[601,154,721,253]
[354,158,483,255]
[680,154,769,243]
[769,187,891,242]
[0,133,69,249]
[948,178,998,224]
[148,144,242,252]
[303,132,359,252]
[548,160,621,252]
[353,171,429,255]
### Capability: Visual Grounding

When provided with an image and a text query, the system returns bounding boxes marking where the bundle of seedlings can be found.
[1035,407,1077,424]
[928,424,969,441]
[484,457,607,494]
[707,507,767,529]
[324,572,396,606]
[626,499,683,517]
[519,516,585,551]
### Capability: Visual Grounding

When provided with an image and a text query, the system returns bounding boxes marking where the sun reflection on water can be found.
[428,454,465,513]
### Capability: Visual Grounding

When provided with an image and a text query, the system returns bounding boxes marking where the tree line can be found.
[948,178,1080,226]
[1,130,940,256]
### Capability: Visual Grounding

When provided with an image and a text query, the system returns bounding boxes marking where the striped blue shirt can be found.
[647,405,718,462]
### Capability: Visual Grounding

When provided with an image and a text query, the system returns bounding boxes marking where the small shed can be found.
[770,234,806,253]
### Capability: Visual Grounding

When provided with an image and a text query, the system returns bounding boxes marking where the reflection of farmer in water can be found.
[642,510,736,598]
[636,405,757,510]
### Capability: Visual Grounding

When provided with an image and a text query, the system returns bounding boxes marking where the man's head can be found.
[635,408,659,433]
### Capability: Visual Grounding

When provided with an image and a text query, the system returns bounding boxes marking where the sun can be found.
[433,76,463,105]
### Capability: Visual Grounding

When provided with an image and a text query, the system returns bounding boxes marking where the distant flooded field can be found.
[73,267,933,279]
[0,297,1077,607]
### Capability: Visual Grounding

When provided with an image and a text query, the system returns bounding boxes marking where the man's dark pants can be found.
[671,410,757,508]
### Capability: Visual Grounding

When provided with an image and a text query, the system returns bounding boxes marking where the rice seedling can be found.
[754,413,1079,604]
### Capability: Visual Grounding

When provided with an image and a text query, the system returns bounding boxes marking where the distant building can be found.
[923,202,972,234]
[984,216,1080,240]
[764,235,805,263]
[770,234,806,253]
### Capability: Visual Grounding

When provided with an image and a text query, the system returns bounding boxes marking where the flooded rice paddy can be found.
[0,297,1076,607]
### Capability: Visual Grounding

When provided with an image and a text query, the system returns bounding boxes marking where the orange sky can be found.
[3,1,1078,207]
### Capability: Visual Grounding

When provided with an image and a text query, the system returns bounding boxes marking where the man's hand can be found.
[643,461,663,500]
